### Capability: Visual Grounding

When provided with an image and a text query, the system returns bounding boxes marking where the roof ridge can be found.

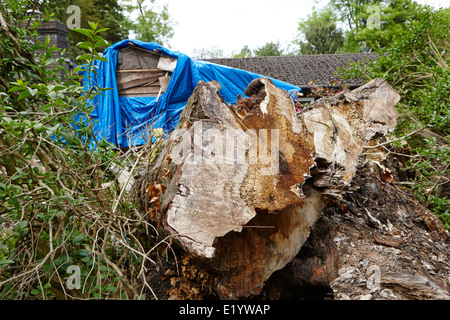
[204,52,379,61]
[201,52,379,88]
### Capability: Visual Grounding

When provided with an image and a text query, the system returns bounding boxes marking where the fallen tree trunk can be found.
[143,77,401,299]
[258,161,450,300]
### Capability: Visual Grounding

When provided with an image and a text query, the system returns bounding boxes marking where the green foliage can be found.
[296,0,421,53]
[0,0,160,299]
[233,45,253,58]
[254,41,284,57]
[39,0,174,60]
[39,0,128,61]
[121,0,174,45]
[339,7,450,228]
[295,8,344,54]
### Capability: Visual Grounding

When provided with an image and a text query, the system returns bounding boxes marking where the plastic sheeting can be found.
[82,40,301,148]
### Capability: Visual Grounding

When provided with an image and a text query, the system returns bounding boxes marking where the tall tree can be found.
[330,0,420,52]
[233,45,253,58]
[121,0,174,45]
[39,0,128,60]
[295,8,345,54]
[254,41,284,57]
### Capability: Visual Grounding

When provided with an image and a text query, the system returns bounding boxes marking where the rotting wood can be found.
[142,77,401,299]
[264,161,450,300]
[302,78,400,200]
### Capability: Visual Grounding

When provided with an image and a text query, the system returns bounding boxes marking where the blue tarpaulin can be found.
[82,40,301,148]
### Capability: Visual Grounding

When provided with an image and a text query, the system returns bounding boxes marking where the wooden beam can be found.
[116,68,164,73]
[117,74,162,91]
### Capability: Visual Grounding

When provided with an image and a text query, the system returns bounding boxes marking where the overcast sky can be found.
[155,0,450,57]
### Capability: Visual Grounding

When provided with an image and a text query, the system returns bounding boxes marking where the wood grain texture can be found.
[144,77,401,298]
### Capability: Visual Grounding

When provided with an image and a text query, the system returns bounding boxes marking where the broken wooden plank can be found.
[116,68,164,73]
[116,70,166,82]
[159,76,171,92]
[117,74,163,91]
[157,56,177,72]
[119,86,162,96]
[117,45,160,70]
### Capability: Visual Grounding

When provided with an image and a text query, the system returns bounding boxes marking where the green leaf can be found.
[81,256,92,263]
[77,249,90,257]
[88,21,98,31]
[17,89,31,101]
[105,284,117,292]
[94,39,109,48]
[54,253,70,266]
[72,28,94,39]
[18,221,27,229]
[72,65,85,74]
[2,117,13,124]
[44,58,57,67]
[28,88,38,96]
[113,275,124,282]
[30,289,40,295]
[7,86,25,93]
[0,259,14,266]
[46,123,60,136]
[93,56,108,62]
[76,41,93,51]
[48,91,57,100]
[96,28,110,34]
[10,196,20,210]
[72,235,85,245]
[62,131,75,144]
[76,54,92,61]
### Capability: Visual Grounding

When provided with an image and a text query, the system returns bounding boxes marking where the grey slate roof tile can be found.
[204,53,378,89]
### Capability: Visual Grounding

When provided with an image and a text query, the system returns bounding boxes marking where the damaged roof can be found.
[204,52,378,89]
[80,40,300,148]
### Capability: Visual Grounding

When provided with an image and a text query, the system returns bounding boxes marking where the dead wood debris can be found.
[134,77,449,300]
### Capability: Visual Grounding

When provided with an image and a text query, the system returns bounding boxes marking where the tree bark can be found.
[144,77,401,299]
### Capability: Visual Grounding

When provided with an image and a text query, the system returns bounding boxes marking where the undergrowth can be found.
[0,0,167,299]
[339,7,450,230]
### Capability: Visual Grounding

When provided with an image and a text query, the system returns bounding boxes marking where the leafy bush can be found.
[0,0,161,299]
[339,6,449,229]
